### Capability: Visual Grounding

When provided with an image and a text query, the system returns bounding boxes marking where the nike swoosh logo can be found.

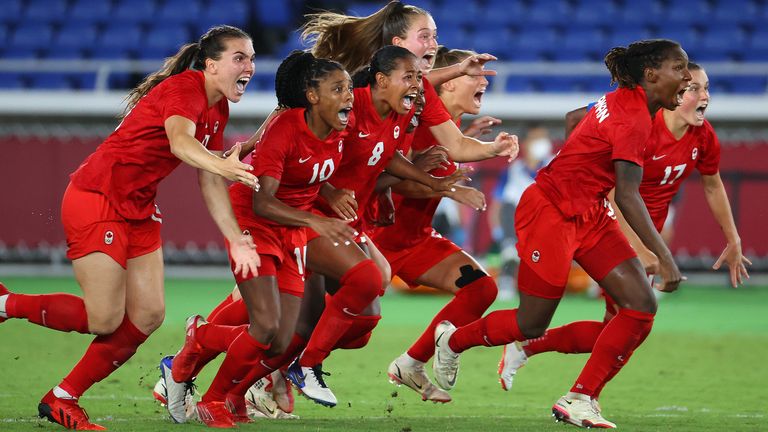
[565,399,573,405]
[113,361,121,368]
[342,307,360,317]
[298,156,311,163]
[260,360,274,370]
[435,332,445,347]
[358,132,370,138]
[652,155,666,160]
[232,379,243,384]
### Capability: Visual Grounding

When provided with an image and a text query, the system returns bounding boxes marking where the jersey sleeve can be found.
[250,115,293,181]
[418,78,452,127]
[608,114,650,167]
[696,122,721,176]
[159,74,206,124]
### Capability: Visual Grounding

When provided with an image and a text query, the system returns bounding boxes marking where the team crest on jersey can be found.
[692,148,698,160]
[213,121,219,134]
[393,126,400,139]
[532,250,541,263]
[338,139,344,152]
[104,230,114,245]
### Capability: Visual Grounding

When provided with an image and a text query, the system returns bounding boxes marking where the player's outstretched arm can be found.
[565,106,589,140]
[614,160,684,292]
[429,119,519,163]
[427,53,498,86]
[384,151,466,193]
[701,173,751,287]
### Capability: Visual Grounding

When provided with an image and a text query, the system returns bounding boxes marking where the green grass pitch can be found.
[0,276,766,431]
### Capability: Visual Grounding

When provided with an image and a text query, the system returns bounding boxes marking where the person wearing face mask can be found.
[432,39,691,429]
[490,126,554,299]
[498,62,751,408]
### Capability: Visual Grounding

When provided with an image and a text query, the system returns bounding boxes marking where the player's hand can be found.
[638,249,660,275]
[308,216,357,245]
[430,167,472,193]
[654,256,686,293]
[491,132,520,162]
[229,232,260,279]
[372,189,396,227]
[223,140,254,160]
[463,116,502,138]
[412,145,450,172]
[326,188,358,221]
[450,185,486,211]
[713,241,751,288]
[219,143,260,190]
[458,53,498,77]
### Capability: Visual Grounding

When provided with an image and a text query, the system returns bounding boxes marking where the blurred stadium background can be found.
[1,0,767,283]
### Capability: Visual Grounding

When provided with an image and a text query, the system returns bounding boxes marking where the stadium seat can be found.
[435,27,468,52]
[525,0,573,25]
[505,76,536,92]
[571,0,620,26]
[478,0,525,27]
[0,72,24,89]
[54,23,99,50]
[43,47,86,60]
[24,0,69,23]
[619,1,664,25]
[663,0,712,25]
[509,28,558,61]
[99,24,142,51]
[112,0,158,24]
[346,2,384,17]
[139,25,190,60]
[0,23,7,46]
[196,0,249,35]
[716,76,767,94]
[582,76,615,94]
[469,28,512,58]
[157,0,202,24]
[70,72,97,90]
[28,73,74,90]
[657,27,700,53]
[254,0,292,28]
[607,25,654,47]
[534,76,581,93]
[0,0,22,25]
[2,46,41,59]
[69,0,112,24]
[275,35,309,59]
[561,27,607,58]
[10,22,54,50]
[711,0,759,25]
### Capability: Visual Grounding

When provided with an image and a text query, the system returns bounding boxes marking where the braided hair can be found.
[274,50,346,109]
[351,45,417,88]
[604,39,682,88]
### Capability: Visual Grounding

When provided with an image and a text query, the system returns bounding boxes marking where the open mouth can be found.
[695,103,707,121]
[675,85,688,106]
[337,106,352,125]
[402,92,417,110]
[236,77,250,94]
[473,89,486,107]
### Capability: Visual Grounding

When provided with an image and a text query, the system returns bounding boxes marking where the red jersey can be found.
[71,70,227,220]
[230,108,347,227]
[373,119,460,249]
[536,86,652,217]
[316,84,450,230]
[641,112,720,231]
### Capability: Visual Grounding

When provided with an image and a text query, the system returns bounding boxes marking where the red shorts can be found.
[379,232,461,288]
[61,182,162,268]
[228,224,306,297]
[515,184,636,299]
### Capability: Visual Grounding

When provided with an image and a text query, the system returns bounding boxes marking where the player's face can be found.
[208,37,256,103]
[675,69,710,127]
[406,87,426,133]
[311,69,354,132]
[395,14,438,73]
[379,57,422,115]
[453,73,488,115]
[651,46,692,111]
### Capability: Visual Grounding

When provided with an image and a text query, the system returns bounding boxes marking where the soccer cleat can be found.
[270,370,295,413]
[38,390,106,430]
[0,282,10,323]
[224,393,252,423]
[286,359,337,407]
[196,401,236,429]
[498,341,528,391]
[432,321,460,391]
[552,395,616,429]
[387,355,451,403]
[171,315,207,383]
[152,378,167,406]
[245,376,280,418]
[160,355,195,423]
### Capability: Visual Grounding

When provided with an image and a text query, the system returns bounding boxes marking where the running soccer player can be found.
[497,62,751,402]
[431,40,691,429]
[0,26,260,430]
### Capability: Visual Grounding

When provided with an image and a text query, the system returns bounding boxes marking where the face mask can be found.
[528,138,553,161]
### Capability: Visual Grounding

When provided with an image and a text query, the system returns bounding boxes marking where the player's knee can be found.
[266,331,292,356]
[635,294,658,314]
[340,260,382,307]
[519,323,547,340]
[377,260,391,293]
[250,313,281,344]
[88,312,125,335]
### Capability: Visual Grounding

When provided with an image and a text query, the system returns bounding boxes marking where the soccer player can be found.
[431,40,691,429]
[0,26,260,430]
[183,51,358,427]
[498,62,751,401]
[372,48,497,404]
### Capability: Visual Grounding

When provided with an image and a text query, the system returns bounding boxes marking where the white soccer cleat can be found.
[387,354,451,403]
[152,378,167,406]
[498,341,528,391]
[159,356,196,423]
[286,359,337,407]
[432,321,460,391]
[552,394,616,429]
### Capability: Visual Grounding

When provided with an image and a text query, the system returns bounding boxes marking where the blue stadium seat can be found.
[509,28,558,60]
[71,72,97,90]
[534,76,582,93]
[69,0,112,24]
[138,25,190,60]
[571,1,619,26]
[92,24,142,59]
[346,2,383,17]
[275,35,308,59]
[663,0,712,25]
[525,0,573,25]
[158,0,201,24]
[250,73,275,92]
[407,0,435,11]
[562,28,606,54]
[43,46,86,60]
[0,24,7,46]
[478,0,525,27]
[0,0,22,24]
[196,0,249,35]
[711,0,758,25]
[657,27,700,52]
[468,28,512,58]
[619,1,664,25]
[10,22,54,49]
[28,73,74,90]
[108,72,137,90]
[433,3,478,28]
[254,0,292,28]
[582,76,615,94]
[112,0,157,24]
[435,27,468,51]
[90,46,134,60]
[54,23,99,50]
[712,76,767,94]
[505,76,536,92]
[698,26,746,60]
[741,49,768,61]
[607,25,654,47]
[748,28,768,51]
[24,0,69,23]
[2,46,41,59]
[0,72,24,89]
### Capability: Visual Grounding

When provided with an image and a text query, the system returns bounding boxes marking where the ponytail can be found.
[604,39,681,88]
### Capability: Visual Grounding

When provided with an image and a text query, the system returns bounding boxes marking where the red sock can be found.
[448,309,525,353]
[570,308,654,397]
[59,316,148,398]
[408,276,497,362]
[334,315,381,350]
[206,293,234,321]
[524,321,605,356]
[299,260,381,367]
[202,331,269,402]
[592,314,651,399]
[229,333,307,397]
[196,324,248,353]
[7,293,89,334]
